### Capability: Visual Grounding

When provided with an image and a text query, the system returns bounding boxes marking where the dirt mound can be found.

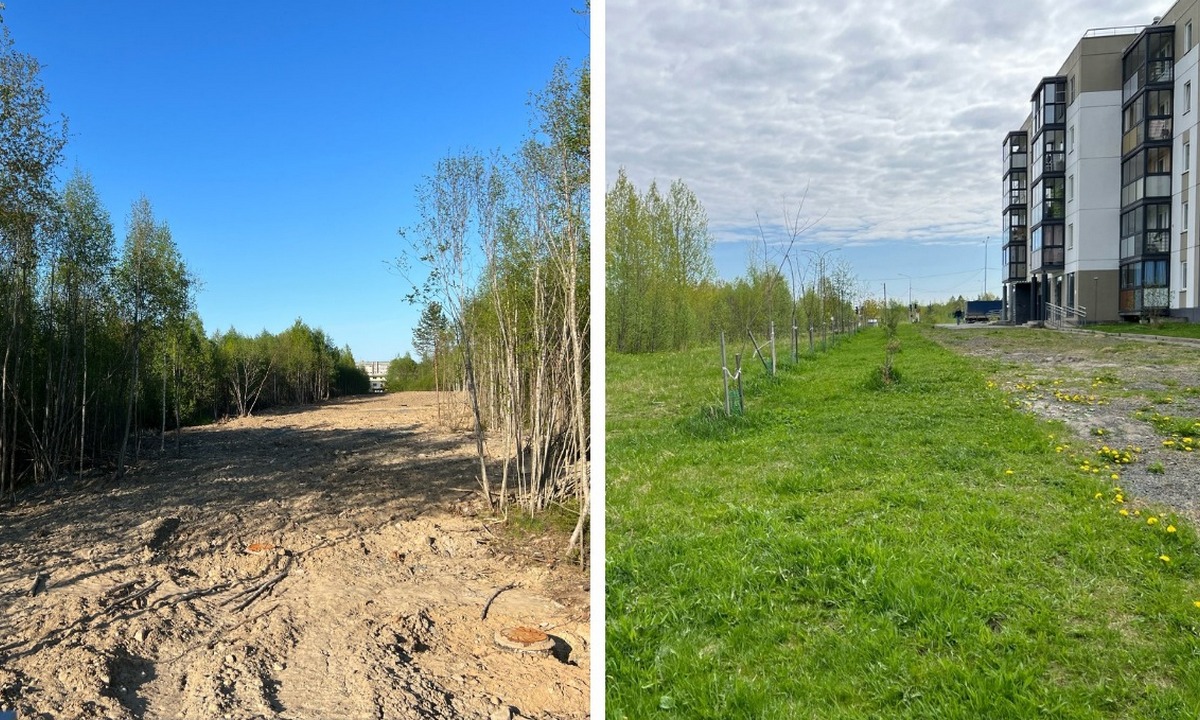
[0,392,589,719]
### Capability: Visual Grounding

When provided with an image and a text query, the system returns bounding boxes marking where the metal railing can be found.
[1046,301,1087,329]
[1083,25,1146,38]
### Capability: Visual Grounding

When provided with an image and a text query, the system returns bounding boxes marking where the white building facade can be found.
[1004,6,1200,323]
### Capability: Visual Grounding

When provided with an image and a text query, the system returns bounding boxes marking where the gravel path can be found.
[931,325,1200,526]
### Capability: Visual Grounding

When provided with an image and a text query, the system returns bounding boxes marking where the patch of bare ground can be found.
[931,326,1200,526]
[0,392,588,720]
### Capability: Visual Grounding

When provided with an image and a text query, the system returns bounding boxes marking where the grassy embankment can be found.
[606,324,1200,719]
[1089,322,1200,339]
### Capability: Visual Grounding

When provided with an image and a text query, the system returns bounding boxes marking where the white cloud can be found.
[608,0,1165,255]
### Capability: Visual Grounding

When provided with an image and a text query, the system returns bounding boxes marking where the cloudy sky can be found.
[607,0,1166,302]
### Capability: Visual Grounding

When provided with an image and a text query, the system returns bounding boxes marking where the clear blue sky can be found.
[5,1,589,361]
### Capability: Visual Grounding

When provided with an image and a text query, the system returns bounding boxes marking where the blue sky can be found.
[5,1,589,361]
[606,0,1164,306]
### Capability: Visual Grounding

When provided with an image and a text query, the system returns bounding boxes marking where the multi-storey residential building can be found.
[1004,4,1200,324]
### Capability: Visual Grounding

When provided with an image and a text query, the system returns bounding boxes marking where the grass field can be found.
[1089,322,1200,339]
[606,325,1200,719]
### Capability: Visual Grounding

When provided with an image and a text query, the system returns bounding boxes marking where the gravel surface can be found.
[932,325,1200,526]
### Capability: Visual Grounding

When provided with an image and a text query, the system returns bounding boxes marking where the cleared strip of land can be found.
[0,393,589,720]
[606,325,1200,719]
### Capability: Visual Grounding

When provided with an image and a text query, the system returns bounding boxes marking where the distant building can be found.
[1004,8,1200,324]
[359,360,388,393]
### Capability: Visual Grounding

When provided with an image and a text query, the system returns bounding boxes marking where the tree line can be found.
[0,17,367,500]
[606,169,861,354]
[399,59,590,556]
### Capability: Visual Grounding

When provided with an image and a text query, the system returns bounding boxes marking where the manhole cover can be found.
[494,626,554,654]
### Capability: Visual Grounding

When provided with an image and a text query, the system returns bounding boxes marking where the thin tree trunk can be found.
[460,338,492,510]
[116,324,140,478]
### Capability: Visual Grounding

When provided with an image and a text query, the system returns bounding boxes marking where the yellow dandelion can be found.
[1160,555,1171,563]
[1094,492,1104,499]
[1134,509,1141,516]
[1148,517,1159,525]
[1005,469,1014,475]
[1119,509,1129,516]
[1110,474,1119,480]
[1168,525,1177,533]
[1195,600,1200,608]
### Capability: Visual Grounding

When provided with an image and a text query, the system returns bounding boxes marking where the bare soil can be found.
[932,325,1200,525]
[0,392,589,720]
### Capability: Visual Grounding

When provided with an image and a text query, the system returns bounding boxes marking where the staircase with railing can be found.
[1045,301,1087,329]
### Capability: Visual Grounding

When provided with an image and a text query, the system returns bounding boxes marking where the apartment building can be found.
[1003,2,1200,324]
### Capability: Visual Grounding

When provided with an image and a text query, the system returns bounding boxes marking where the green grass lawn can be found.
[1089,322,1200,339]
[606,325,1200,719]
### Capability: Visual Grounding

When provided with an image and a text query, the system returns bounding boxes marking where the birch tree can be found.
[113,197,189,476]
[0,15,67,498]
[400,152,497,509]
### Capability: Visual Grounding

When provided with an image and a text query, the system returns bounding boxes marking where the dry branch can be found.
[104,580,161,615]
[481,582,517,621]
[100,578,141,603]
[223,556,292,612]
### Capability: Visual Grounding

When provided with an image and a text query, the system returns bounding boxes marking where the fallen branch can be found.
[151,582,232,608]
[105,580,161,615]
[223,556,292,612]
[481,582,517,621]
[100,578,141,604]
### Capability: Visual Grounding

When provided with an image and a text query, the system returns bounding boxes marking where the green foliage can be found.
[412,301,450,363]
[0,14,373,494]
[385,353,435,392]
[397,57,590,535]
[333,344,371,396]
[606,170,716,352]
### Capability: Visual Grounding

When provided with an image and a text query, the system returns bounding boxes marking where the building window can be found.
[1187,82,1193,113]
[1070,125,1075,153]
[1068,174,1075,201]
[1068,223,1074,249]
[1184,260,1189,289]
[1186,142,1191,172]
[1070,75,1076,103]
[1185,201,1191,231]
[1188,21,1194,50]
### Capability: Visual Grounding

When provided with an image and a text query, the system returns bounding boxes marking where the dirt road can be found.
[0,392,589,719]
